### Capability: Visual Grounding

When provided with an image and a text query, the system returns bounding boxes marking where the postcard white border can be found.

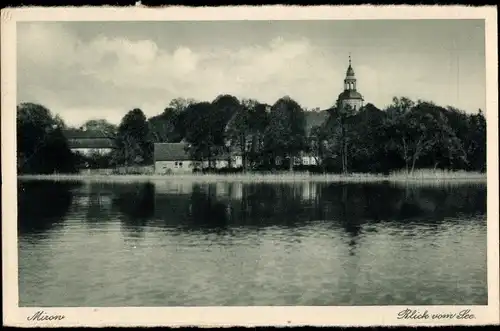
[2,5,499,327]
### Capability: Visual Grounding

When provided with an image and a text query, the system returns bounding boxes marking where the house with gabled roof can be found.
[64,129,116,156]
[154,142,243,174]
[154,142,193,173]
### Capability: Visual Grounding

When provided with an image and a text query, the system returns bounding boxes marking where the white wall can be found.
[341,99,363,110]
[155,156,244,174]
[72,148,113,156]
[300,155,318,165]
[195,157,243,169]
[155,160,194,174]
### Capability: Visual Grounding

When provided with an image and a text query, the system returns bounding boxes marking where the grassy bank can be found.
[18,169,487,184]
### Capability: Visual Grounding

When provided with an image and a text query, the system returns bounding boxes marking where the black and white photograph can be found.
[2,5,499,327]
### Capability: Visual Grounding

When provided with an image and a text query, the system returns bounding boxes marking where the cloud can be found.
[17,22,485,127]
[18,23,341,126]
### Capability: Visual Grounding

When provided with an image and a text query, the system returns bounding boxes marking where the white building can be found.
[65,129,115,156]
[154,142,243,174]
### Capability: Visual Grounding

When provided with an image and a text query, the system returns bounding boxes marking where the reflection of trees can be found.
[17,180,79,235]
[393,183,486,223]
[154,184,230,232]
[319,183,486,226]
[82,183,114,223]
[111,182,155,238]
[151,182,486,236]
[239,183,313,226]
[154,183,319,230]
[317,182,486,254]
[188,184,230,230]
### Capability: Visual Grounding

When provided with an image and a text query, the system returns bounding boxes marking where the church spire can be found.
[344,54,356,91]
[337,53,364,111]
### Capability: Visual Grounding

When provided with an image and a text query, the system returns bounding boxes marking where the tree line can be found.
[16,95,486,175]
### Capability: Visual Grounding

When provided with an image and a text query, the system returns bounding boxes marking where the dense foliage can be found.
[16,94,487,174]
[149,95,485,174]
[111,108,153,166]
[17,103,77,174]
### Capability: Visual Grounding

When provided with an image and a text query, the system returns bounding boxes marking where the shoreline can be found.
[17,172,487,184]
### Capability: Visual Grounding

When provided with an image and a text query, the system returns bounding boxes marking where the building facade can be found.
[64,129,115,156]
[154,142,243,174]
[154,143,194,174]
[337,55,364,110]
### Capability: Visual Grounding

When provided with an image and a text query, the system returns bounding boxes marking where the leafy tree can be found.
[17,103,76,174]
[183,102,226,169]
[384,98,466,174]
[348,103,388,173]
[169,97,197,113]
[210,94,244,166]
[81,119,117,137]
[149,108,183,143]
[149,98,197,143]
[225,102,250,171]
[308,124,329,170]
[212,94,241,124]
[112,108,153,166]
[465,109,486,172]
[246,100,270,168]
[323,102,356,174]
[225,98,271,171]
[264,96,307,171]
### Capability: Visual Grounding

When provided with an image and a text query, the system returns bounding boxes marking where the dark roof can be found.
[64,129,114,139]
[154,143,241,161]
[338,90,364,100]
[68,138,115,149]
[346,64,355,77]
[304,110,329,131]
[154,143,191,161]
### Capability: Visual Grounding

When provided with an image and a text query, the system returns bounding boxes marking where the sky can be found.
[17,19,486,127]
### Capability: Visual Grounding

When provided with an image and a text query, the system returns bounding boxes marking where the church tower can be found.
[337,55,364,110]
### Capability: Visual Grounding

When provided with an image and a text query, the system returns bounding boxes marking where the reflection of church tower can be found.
[337,54,364,110]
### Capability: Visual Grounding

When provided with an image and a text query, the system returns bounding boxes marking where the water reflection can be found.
[18,180,486,238]
[18,180,487,306]
[17,180,80,236]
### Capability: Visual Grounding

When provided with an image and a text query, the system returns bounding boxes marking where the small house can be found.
[64,129,115,156]
[154,142,243,174]
[154,143,193,174]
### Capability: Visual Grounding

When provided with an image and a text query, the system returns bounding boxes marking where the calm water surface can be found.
[18,180,487,306]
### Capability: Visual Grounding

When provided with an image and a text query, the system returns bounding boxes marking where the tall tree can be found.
[384,98,466,174]
[246,100,270,169]
[466,109,486,172]
[323,102,356,174]
[264,96,307,171]
[224,98,270,171]
[225,101,250,171]
[81,119,117,137]
[17,102,76,174]
[211,94,243,166]
[308,124,329,170]
[183,102,227,169]
[112,108,153,166]
[348,103,389,173]
[149,107,183,143]
[150,98,197,142]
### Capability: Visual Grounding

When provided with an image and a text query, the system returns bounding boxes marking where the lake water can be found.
[18,180,487,306]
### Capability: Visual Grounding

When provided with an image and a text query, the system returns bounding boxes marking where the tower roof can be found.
[346,54,355,77]
[338,90,363,101]
[346,65,355,77]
